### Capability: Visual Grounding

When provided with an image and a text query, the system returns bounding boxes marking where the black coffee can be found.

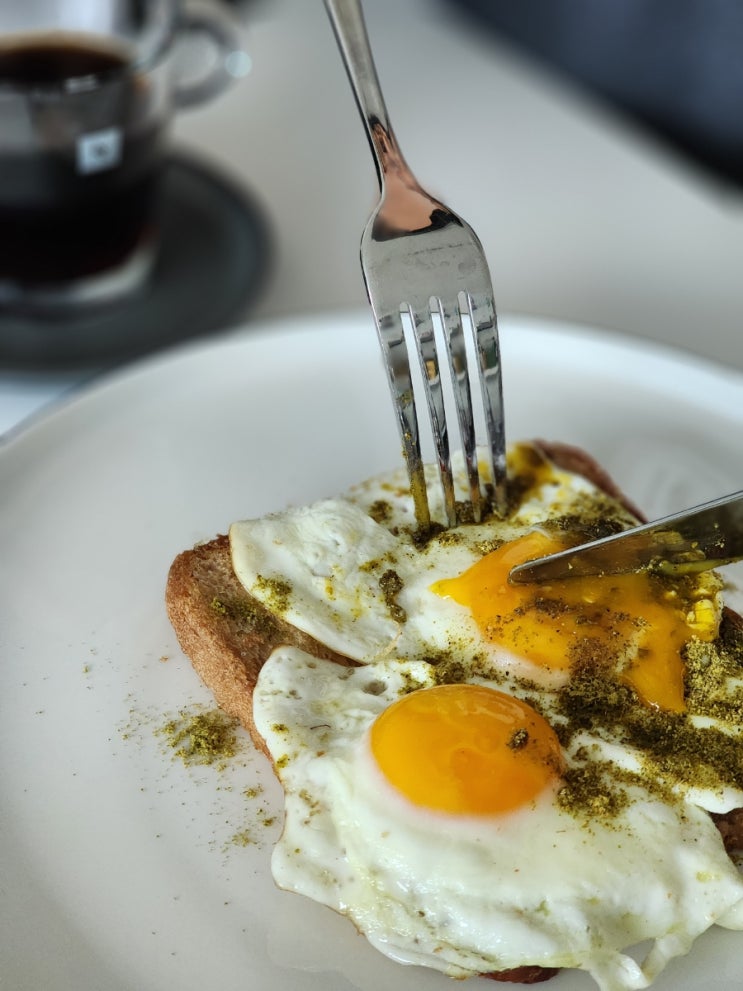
[0,35,127,85]
[0,37,164,288]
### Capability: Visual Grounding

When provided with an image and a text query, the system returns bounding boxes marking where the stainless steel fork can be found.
[325,0,507,529]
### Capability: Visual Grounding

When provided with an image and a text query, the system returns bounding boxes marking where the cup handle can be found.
[173,3,248,109]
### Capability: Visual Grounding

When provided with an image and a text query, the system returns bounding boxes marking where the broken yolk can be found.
[370,683,564,815]
[433,531,719,713]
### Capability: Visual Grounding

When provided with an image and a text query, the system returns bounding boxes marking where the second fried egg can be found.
[253,648,743,989]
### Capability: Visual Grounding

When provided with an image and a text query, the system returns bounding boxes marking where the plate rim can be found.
[5,308,743,453]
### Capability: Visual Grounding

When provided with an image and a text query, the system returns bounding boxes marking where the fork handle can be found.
[324,0,402,192]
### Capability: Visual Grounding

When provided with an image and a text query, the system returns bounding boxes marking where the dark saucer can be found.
[0,152,272,370]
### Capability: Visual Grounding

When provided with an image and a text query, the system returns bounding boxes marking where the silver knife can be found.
[509,489,743,584]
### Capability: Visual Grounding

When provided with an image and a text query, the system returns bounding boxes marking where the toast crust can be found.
[165,534,352,755]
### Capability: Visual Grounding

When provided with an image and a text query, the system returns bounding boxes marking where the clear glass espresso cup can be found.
[0,0,245,314]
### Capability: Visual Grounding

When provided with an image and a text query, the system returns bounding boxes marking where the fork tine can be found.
[463,289,508,516]
[373,305,432,530]
[406,300,457,528]
[436,295,482,522]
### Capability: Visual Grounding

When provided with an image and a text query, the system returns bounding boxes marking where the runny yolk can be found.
[370,683,564,815]
[433,530,719,713]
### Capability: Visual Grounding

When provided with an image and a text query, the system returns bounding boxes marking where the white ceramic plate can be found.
[3,311,743,991]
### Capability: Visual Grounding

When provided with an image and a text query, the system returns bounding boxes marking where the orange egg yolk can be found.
[370,683,564,815]
[433,530,717,713]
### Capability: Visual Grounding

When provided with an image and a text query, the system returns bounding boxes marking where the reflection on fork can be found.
[325,0,507,531]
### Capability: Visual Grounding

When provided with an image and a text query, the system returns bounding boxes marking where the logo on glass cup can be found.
[76,127,123,174]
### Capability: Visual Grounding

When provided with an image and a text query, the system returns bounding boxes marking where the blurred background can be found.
[2,0,743,428]
[451,0,743,189]
[182,0,743,357]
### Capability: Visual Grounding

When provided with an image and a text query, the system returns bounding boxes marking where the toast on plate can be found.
[165,440,743,986]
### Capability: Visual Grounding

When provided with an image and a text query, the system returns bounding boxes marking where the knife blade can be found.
[509,489,743,584]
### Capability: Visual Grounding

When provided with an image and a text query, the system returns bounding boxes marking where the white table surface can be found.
[2,0,742,436]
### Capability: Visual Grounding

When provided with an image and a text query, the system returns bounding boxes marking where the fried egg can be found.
[230,443,743,990]
[254,650,743,990]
